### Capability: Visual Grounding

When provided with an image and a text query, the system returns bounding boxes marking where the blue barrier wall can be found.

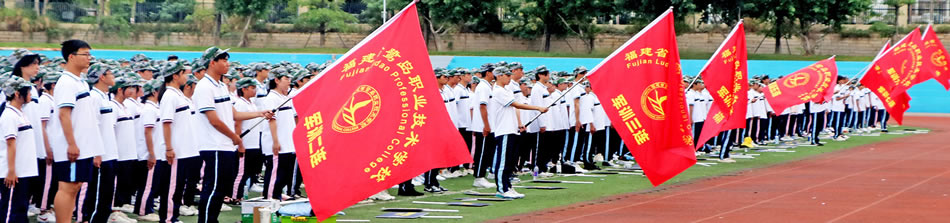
[4,50,946,113]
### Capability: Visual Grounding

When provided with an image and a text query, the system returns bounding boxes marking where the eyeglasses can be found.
[73,53,92,57]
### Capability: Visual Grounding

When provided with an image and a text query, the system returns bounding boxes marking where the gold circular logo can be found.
[783,72,810,88]
[640,82,668,121]
[332,85,382,133]
[932,51,947,67]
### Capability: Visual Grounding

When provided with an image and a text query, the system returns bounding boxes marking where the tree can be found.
[360,0,505,51]
[293,0,357,47]
[216,0,281,47]
[790,0,871,55]
[884,0,915,36]
[615,0,697,22]
[511,0,615,52]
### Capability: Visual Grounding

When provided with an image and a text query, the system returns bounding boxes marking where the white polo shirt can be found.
[142,101,165,161]
[831,84,847,112]
[441,85,459,128]
[113,99,138,161]
[528,82,549,133]
[453,85,471,129]
[870,92,885,109]
[489,83,519,136]
[687,90,709,122]
[124,99,148,161]
[161,87,200,159]
[750,90,768,118]
[234,96,262,150]
[194,77,237,152]
[263,91,296,154]
[591,93,608,130]
[48,70,104,162]
[468,82,492,133]
[578,92,595,125]
[0,106,38,178]
[92,88,118,161]
[30,90,53,159]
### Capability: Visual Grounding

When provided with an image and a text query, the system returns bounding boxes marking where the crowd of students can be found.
[0,39,894,222]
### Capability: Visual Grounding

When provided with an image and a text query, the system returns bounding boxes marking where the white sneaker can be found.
[411,175,424,186]
[486,172,495,179]
[120,212,138,223]
[509,189,526,198]
[539,172,554,177]
[28,205,40,217]
[137,213,159,222]
[472,178,495,188]
[250,184,264,193]
[833,137,847,141]
[221,204,233,212]
[108,212,132,223]
[435,174,446,181]
[495,191,522,199]
[179,206,196,216]
[780,136,793,141]
[188,205,199,214]
[36,210,56,222]
[593,153,605,163]
[369,190,396,201]
[572,163,588,173]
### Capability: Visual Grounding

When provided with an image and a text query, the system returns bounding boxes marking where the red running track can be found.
[492,116,950,223]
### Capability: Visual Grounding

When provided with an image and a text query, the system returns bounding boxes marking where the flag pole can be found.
[239,99,292,137]
[524,76,588,127]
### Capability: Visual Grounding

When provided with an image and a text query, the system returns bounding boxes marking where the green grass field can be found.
[171,127,919,223]
[1,42,875,61]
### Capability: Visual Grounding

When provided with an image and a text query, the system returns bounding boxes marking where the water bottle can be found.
[555,160,562,174]
[532,166,539,180]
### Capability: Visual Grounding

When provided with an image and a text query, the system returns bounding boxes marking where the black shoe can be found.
[584,162,601,170]
[811,142,824,146]
[398,185,424,196]
[881,130,889,133]
[424,186,444,193]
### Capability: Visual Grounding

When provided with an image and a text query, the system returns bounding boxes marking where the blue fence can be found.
[5,50,947,113]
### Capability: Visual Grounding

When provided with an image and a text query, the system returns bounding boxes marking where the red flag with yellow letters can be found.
[865,28,929,97]
[694,21,748,150]
[290,2,471,220]
[763,57,838,113]
[920,24,950,90]
[587,9,695,186]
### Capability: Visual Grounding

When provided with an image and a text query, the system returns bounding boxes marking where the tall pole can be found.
[382,0,388,22]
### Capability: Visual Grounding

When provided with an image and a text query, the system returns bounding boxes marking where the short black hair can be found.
[61,39,91,62]
[214,52,230,62]
[167,55,178,60]
[534,71,549,81]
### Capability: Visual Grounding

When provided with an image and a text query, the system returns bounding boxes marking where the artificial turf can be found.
[168,126,920,223]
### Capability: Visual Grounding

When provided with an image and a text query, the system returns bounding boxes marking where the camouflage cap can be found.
[159,60,186,80]
[200,46,230,67]
[573,66,588,74]
[143,79,164,94]
[492,67,511,76]
[534,65,550,74]
[508,62,523,70]
[235,77,256,89]
[43,72,61,83]
[2,76,32,98]
[85,63,111,85]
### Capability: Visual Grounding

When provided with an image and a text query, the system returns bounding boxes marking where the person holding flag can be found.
[488,67,548,199]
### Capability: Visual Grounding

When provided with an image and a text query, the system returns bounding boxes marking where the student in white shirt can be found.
[489,67,548,199]
[552,78,571,166]
[136,79,165,222]
[12,54,53,218]
[34,72,60,220]
[573,82,596,169]
[831,77,849,140]
[528,67,554,174]
[0,77,39,222]
[156,61,203,222]
[463,64,497,190]
[230,78,265,204]
[109,76,144,220]
[452,68,473,174]
[687,80,711,152]
[193,47,271,222]
[50,40,103,223]
[261,70,299,200]
[77,64,121,223]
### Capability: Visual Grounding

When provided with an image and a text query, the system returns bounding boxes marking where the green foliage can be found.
[615,0,697,22]
[158,0,196,22]
[99,15,134,38]
[869,21,895,36]
[185,8,216,33]
[216,0,279,19]
[935,25,950,34]
[294,7,358,33]
[0,8,58,32]
[839,27,872,38]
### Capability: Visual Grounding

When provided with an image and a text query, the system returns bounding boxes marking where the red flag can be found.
[587,9,695,186]
[763,57,839,113]
[866,28,930,97]
[694,21,749,150]
[290,3,471,220]
[862,68,913,124]
[920,24,950,90]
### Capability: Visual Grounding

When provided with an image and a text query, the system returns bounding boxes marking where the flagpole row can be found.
[524,76,589,127]
[239,97,294,137]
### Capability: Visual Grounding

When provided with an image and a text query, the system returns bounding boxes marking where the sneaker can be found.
[486,172,495,179]
[28,205,41,216]
[473,178,495,188]
[572,163,588,173]
[833,137,846,141]
[495,191,521,199]
[510,177,521,183]
[36,211,55,222]
[509,189,526,198]
[180,206,197,216]
[357,198,374,204]
[186,206,199,214]
[424,186,444,193]
[452,170,467,177]
[593,153,605,163]
[109,212,133,223]
[435,174,447,181]
[369,190,396,201]
[437,186,449,192]
[138,213,159,222]
[221,204,233,212]
[250,184,264,193]
[397,186,424,196]
[466,169,474,175]
[538,172,554,177]
[780,136,794,141]
[121,204,135,213]
[411,175,424,186]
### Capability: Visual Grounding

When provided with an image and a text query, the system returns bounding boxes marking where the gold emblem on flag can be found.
[932,51,947,67]
[640,82,667,120]
[332,85,382,133]
[783,72,810,88]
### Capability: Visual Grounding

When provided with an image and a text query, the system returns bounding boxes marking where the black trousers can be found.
[30,159,57,210]
[590,129,607,162]
[568,126,589,163]
[810,111,826,144]
[472,132,495,178]
[232,148,264,200]
[518,132,538,170]
[81,160,116,223]
[459,129,473,169]
[535,131,556,172]
[198,151,237,223]
[493,134,519,193]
